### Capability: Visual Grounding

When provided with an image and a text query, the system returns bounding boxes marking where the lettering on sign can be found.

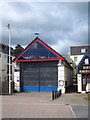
[79,70,90,74]
[83,66,90,69]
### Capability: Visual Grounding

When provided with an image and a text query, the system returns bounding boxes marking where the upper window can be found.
[18,41,58,60]
[74,57,77,62]
[84,58,89,65]
[87,79,90,84]
[81,49,86,53]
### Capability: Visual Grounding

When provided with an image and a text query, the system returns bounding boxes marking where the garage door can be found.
[20,61,58,92]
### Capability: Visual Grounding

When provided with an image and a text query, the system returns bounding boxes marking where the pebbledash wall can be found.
[13,37,73,93]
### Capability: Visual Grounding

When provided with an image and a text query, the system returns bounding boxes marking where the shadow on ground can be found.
[66,84,77,93]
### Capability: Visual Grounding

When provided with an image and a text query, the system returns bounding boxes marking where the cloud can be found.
[1,2,88,54]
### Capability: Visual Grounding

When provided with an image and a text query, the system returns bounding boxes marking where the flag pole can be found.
[8,24,11,94]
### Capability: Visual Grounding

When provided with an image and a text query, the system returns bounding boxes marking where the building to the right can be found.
[70,45,90,93]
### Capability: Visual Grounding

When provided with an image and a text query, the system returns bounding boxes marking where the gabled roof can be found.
[13,37,64,62]
[77,53,90,72]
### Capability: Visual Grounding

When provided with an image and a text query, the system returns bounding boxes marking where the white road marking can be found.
[2,103,66,105]
[69,105,76,118]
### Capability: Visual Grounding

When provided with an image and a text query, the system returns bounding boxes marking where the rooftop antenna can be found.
[34,32,40,37]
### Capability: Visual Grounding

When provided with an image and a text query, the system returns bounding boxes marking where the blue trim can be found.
[77,53,90,72]
[21,86,57,92]
[40,86,57,92]
[21,86,39,92]
[14,69,19,72]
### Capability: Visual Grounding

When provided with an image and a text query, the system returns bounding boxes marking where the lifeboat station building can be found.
[13,37,73,93]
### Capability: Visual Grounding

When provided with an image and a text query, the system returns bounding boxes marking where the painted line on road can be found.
[2,103,69,105]
[2,99,49,101]
[70,104,88,106]
[69,105,76,118]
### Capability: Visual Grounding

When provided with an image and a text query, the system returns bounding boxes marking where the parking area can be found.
[1,92,88,118]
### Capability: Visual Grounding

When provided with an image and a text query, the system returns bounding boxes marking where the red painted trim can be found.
[37,39,64,60]
[13,38,37,62]
[13,37,64,62]
[14,58,60,62]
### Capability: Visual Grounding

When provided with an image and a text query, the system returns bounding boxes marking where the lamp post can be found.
[8,24,11,94]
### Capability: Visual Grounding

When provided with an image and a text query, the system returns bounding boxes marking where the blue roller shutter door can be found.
[20,62,58,92]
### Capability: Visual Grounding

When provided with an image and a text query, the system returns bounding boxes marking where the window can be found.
[81,49,86,53]
[5,55,6,58]
[84,58,89,65]
[74,57,77,62]
[0,53,1,57]
[18,41,58,60]
[4,76,6,80]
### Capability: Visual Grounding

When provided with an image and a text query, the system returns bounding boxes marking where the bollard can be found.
[57,91,59,98]
[57,91,58,98]
[59,89,61,96]
[55,91,57,99]
[52,90,54,100]
[61,89,62,95]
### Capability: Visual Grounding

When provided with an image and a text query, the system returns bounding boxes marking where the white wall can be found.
[58,61,73,94]
[77,74,82,92]
[58,65,65,93]
[70,55,84,66]
[13,62,20,92]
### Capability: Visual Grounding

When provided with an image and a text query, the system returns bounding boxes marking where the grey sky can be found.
[1,2,88,54]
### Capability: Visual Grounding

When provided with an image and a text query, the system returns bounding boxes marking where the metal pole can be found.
[52,90,54,100]
[8,24,11,94]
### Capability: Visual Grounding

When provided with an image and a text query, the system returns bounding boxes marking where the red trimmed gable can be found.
[13,37,64,62]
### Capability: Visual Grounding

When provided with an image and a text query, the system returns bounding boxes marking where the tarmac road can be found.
[1,92,88,118]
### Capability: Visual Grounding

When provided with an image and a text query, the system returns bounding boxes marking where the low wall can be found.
[2,81,14,94]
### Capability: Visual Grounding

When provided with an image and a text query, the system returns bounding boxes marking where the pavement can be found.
[0,81,1,95]
[0,95,2,120]
[1,92,88,119]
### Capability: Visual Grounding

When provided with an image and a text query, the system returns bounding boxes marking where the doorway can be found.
[20,62,58,92]
[82,75,87,91]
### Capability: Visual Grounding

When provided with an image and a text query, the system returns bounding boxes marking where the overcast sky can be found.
[1,2,88,55]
